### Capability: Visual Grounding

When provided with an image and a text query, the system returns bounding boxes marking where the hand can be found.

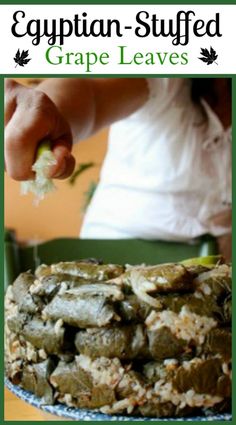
[4,79,75,181]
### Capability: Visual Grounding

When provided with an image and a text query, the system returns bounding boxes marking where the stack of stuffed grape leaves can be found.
[5,257,231,418]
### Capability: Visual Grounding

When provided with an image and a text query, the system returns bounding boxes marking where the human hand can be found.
[4,79,75,181]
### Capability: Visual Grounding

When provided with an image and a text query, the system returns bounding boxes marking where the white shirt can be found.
[80,78,231,241]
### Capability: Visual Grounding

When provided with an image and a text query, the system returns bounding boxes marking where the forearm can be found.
[4,77,148,181]
[37,78,149,141]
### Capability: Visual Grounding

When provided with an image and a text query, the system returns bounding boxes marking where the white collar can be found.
[201,98,231,149]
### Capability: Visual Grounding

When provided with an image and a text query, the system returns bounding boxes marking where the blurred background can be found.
[4,78,108,242]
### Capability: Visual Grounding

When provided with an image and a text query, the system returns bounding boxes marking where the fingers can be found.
[4,85,74,181]
[5,117,53,180]
[49,142,76,179]
[5,93,54,180]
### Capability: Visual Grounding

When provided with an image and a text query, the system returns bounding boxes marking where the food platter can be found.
[5,379,231,422]
[5,236,231,422]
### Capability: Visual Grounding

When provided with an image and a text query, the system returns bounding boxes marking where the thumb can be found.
[49,140,76,179]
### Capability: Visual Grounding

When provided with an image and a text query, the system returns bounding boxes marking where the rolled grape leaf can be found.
[124,263,192,293]
[118,294,153,322]
[34,273,98,298]
[201,328,232,360]
[22,317,65,354]
[21,359,56,405]
[12,272,38,313]
[7,312,28,334]
[30,275,62,299]
[162,293,225,322]
[50,356,118,408]
[36,262,124,281]
[75,324,147,360]
[148,327,187,360]
[43,294,120,328]
[172,358,229,396]
[65,283,124,301]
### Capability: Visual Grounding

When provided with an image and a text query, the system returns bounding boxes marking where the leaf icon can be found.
[14,49,31,67]
[198,46,218,65]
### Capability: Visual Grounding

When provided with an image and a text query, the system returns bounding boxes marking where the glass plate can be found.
[5,378,232,422]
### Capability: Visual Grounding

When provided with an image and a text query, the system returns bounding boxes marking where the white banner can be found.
[0,4,235,74]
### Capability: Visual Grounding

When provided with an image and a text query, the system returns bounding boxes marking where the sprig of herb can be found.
[68,162,95,186]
